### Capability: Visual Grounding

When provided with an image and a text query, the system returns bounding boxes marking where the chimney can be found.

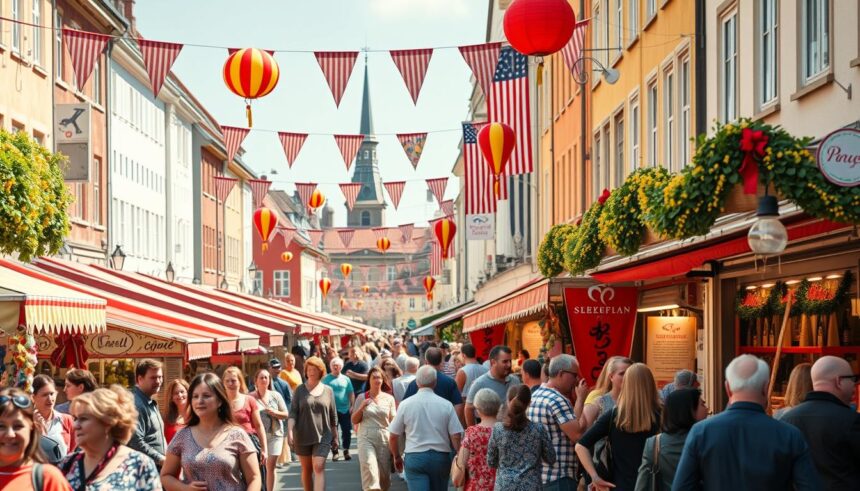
[116,0,137,35]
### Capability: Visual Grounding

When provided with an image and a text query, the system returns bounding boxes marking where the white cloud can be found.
[368,0,471,19]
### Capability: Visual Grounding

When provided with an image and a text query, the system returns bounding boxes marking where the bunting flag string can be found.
[339,183,362,211]
[395,132,428,170]
[334,134,364,171]
[425,177,448,206]
[307,229,324,247]
[562,20,590,78]
[383,181,406,210]
[441,200,455,217]
[137,38,183,98]
[458,42,502,100]
[430,241,442,276]
[279,226,296,248]
[277,132,308,168]
[390,48,434,104]
[212,176,238,202]
[324,234,341,250]
[294,183,318,212]
[337,229,355,249]
[399,223,414,243]
[221,125,250,163]
[248,179,272,208]
[63,28,111,89]
[314,51,358,108]
[488,46,533,175]
[372,227,388,241]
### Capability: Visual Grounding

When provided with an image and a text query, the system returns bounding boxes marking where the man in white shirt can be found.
[393,357,419,405]
[389,365,464,491]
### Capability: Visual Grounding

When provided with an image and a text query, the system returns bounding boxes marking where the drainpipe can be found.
[579,0,587,210]
[695,0,707,137]
[164,104,174,270]
[104,37,115,265]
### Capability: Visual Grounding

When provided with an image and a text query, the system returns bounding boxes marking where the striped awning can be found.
[0,260,106,335]
[462,278,549,333]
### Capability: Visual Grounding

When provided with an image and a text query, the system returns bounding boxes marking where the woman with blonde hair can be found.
[61,386,162,490]
[289,356,338,491]
[773,363,813,420]
[280,353,303,391]
[351,367,396,491]
[164,379,190,443]
[576,363,661,491]
[249,368,289,491]
[581,356,633,431]
[223,366,268,489]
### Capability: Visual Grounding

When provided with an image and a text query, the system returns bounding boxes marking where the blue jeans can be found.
[336,411,352,451]
[543,476,578,491]
[403,450,451,491]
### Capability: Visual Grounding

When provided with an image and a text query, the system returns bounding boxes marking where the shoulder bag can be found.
[649,434,662,490]
[592,409,616,481]
[450,444,468,488]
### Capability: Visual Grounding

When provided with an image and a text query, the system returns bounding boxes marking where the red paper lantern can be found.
[434,218,456,259]
[503,0,576,56]
[377,237,391,254]
[478,122,516,199]
[308,189,326,210]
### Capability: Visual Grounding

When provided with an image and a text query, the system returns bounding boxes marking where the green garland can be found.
[538,223,577,277]
[563,201,605,275]
[796,270,854,315]
[599,167,670,255]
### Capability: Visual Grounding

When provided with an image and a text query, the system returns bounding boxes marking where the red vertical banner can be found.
[468,324,506,362]
[563,285,639,385]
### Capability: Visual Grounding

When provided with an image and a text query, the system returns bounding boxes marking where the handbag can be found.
[649,434,662,491]
[450,445,468,488]
[592,409,616,481]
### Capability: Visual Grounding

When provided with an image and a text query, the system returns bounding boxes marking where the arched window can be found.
[361,211,371,226]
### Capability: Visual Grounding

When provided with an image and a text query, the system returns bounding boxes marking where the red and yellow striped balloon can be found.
[222,48,280,127]
[477,122,516,199]
[423,276,436,301]
[340,263,353,278]
[376,237,391,254]
[319,278,332,297]
[308,189,326,210]
[362,285,370,294]
[434,218,456,259]
[253,207,278,252]
[280,251,293,262]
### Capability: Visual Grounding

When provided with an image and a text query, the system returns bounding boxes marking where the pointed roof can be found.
[359,56,374,138]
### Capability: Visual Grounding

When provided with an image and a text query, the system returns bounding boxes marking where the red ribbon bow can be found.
[49,333,89,369]
[597,188,611,205]
[739,128,769,194]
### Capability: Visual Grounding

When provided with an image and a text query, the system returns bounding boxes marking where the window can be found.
[679,56,691,166]
[720,11,738,122]
[603,1,610,64]
[92,159,101,225]
[614,114,624,186]
[387,266,397,281]
[274,271,290,297]
[72,183,84,219]
[603,125,611,190]
[32,0,42,65]
[615,0,623,55]
[663,68,675,171]
[409,298,416,311]
[360,210,371,226]
[253,271,263,294]
[628,0,639,39]
[630,96,640,172]
[593,132,602,198]
[92,61,102,104]
[55,11,64,81]
[801,0,829,83]
[647,0,657,20]
[758,0,778,106]
[647,81,658,166]
[593,4,602,69]
[11,0,21,52]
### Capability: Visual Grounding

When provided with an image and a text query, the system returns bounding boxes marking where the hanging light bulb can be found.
[747,195,787,256]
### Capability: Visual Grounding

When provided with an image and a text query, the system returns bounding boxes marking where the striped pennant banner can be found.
[277,132,308,168]
[372,227,388,241]
[339,183,362,211]
[137,38,183,97]
[221,126,250,163]
[399,223,414,243]
[338,229,355,249]
[425,177,448,206]
[334,134,364,171]
[294,183,318,212]
[458,42,502,99]
[279,226,297,248]
[307,229,324,248]
[324,233,341,250]
[395,133,427,170]
[314,51,358,108]
[63,28,112,89]
[212,176,238,202]
[390,48,434,104]
[430,241,442,276]
[248,179,272,208]
[562,20,590,78]
[383,181,406,210]
[441,200,455,217]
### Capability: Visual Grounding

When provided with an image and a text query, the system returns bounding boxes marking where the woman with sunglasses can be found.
[0,388,73,490]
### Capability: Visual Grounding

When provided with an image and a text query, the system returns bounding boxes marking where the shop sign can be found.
[465,214,495,240]
[816,128,860,187]
[54,103,91,181]
[469,323,506,361]
[35,328,183,358]
[563,285,638,385]
[645,316,697,386]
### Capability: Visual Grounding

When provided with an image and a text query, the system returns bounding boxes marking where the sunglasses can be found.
[561,369,580,379]
[0,395,33,410]
[838,374,860,384]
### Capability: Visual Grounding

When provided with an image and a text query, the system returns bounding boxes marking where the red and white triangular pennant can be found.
[396,133,428,170]
[212,176,238,202]
[314,51,358,107]
[399,223,414,243]
[372,227,388,241]
[425,177,448,206]
[458,42,502,99]
[441,200,455,217]
[221,126,250,163]
[384,181,406,210]
[248,179,272,209]
[339,183,362,211]
[334,134,364,171]
[63,28,111,89]
[307,229,324,247]
[294,183,318,211]
[562,20,590,78]
[277,132,308,168]
[389,48,434,104]
[280,226,297,248]
[338,229,355,249]
[137,38,183,97]
[324,233,341,250]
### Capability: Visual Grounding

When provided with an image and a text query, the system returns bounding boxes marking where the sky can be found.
[134,0,489,228]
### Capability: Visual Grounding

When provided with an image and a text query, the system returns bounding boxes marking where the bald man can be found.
[782,356,860,491]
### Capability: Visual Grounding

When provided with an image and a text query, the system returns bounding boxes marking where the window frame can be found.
[31,0,42,65]
[756,0,779,109]
[613,111,625,187]
[615,0,623,57]
[679,54,691,167]
[593,131,602,198]
[629,92,640,173]
[92,158,101,225]
[719,7,739,123]
[627,0,640,47]
[11,0,21,53]
[274,270,291,297]
[663,65,675,171]
[55,10,63,82]
[360,210,371,226]
[647,79,658,167]
[800,0,831,85]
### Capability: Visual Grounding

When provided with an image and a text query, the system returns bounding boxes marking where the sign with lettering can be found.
[35,327,184,359]
[816,128,860,187]
[468,323,506,362]
[466,214,495,240]
[563,285,639,385]
[645,316,697,386]
[54,103,91,181]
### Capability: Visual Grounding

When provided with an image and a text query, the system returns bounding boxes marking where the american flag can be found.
[294,183,317,211]
[279,226,296,248]
[440,200,455,217]
[334,134,364,171]
[396,132,428,169]
[339,183,362,210]
[399,223,414,243]
[307,229,324,248]
[562,20,590,78]
[62,28,111,89]
[337,229,355,249]
[384,181,406,209]
[221,126,249,163]
[278,132,308,168]
[212,176,238,202]
[464,122,500,214]
[314,51,358,107]
[137,38,183,98]
[458,42,502,100]
[390,48,434,104]
[426,177,448,206]
[488,46,533,175]
[248,179,272,208]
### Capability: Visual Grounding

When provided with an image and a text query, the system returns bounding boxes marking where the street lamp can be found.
[247,261,259,295]
[219,278,229,290]
[569,56,620,86]
[165,262,175,283]
[748,195,787,256]
[110,245,126,271]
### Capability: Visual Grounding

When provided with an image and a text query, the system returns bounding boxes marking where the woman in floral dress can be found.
[455,388,500,491]
[61,386,162,490]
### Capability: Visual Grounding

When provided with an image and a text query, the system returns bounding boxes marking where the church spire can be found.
[359,55,374,138]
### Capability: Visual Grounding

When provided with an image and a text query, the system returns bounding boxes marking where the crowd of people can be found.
[0,332,857,491]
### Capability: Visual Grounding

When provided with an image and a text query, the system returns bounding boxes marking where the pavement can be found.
[272,442,409,491]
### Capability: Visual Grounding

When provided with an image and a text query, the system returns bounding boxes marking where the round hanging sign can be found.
[816,128,860,187]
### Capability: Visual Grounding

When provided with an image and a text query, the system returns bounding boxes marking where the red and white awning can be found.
[463,279,549,333]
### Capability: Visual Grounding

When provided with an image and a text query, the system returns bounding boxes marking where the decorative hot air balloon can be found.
[223,48,280,127]
[340,263,353,278]
[357,300,364,309]
[319,278,332,297]
[362,285,370,294]
[253,207,279,252]
[423,276,437,301]
[377,237,391,254]
[434,218,456,259]
[308,189,326,211]
[503,0,576,57]
[280,251,293,262]
[478,122,516,198]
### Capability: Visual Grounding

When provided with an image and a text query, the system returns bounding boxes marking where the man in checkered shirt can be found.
[527,354,589,490]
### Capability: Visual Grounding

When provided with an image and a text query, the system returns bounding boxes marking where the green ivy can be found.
[563,202,605,275]
[599,167,670,255]
[538,223,577,277]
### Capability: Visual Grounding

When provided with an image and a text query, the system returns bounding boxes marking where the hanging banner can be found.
[646,316,697,387]
[468,323,506,362]
[465,214,494,240]
[55,103,92,181]
[563,285,638,385]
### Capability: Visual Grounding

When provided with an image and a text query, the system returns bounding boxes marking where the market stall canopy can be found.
[463,278,549,333]
[0,259,106,335]
[411,301,477,337]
